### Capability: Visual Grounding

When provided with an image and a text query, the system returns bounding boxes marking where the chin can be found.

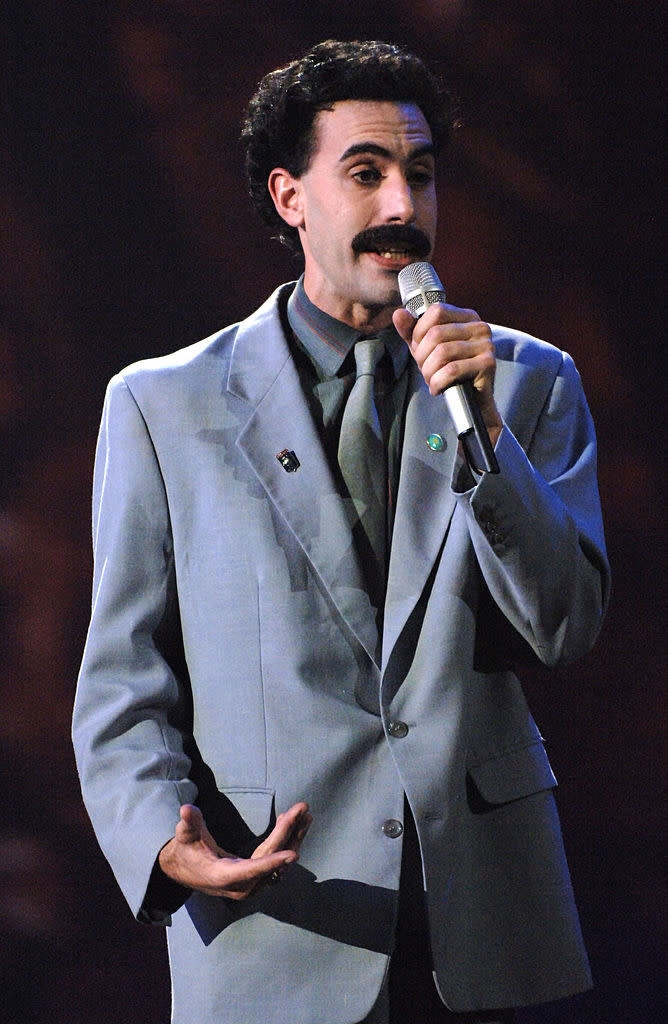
[367,280,402,310]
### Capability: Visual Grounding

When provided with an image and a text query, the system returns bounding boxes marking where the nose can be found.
[381,171,416,224]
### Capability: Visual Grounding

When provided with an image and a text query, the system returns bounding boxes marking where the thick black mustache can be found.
[351,224,432,259]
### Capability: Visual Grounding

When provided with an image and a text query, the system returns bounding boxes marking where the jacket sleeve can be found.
[72,373,197,922]
[453,347,610,667]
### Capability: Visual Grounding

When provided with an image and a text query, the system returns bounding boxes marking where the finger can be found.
[422,344,494,389]
[392,306,416,343]
[418,303,481,328]
[252,802,311,859]
[285,810,313,853]
[416,324,494,374]
[424,360,471,396]
[208,849,299,900]
[393,305,450,353]
[227,849,298,884]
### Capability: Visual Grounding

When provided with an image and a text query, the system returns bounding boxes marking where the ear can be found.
[268,168,304,230]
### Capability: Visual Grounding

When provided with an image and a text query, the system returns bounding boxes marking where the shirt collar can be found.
[287,276,408,381]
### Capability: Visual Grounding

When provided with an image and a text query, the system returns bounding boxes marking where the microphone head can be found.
[398,262,446,318]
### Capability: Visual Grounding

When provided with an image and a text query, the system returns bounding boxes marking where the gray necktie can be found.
[338,338,387,599]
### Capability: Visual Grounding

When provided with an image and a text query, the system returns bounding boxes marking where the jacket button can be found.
[382,819,404,839]
[387,720,409,738]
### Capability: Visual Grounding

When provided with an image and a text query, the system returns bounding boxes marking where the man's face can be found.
[275,100,438,330]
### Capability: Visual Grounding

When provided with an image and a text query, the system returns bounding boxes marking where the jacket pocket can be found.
[467,740,557,807]
[219,786,276,836]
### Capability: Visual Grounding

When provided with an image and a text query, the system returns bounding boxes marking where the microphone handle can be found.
[444,379,499,475]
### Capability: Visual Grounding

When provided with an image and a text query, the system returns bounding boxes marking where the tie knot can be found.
[354,337,385,379]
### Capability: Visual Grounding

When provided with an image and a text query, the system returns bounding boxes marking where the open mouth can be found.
[366,249,416,267]
[374,248,414,261]
[351,225,431,266]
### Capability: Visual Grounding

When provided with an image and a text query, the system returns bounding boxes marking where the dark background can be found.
[1,2,663,1021]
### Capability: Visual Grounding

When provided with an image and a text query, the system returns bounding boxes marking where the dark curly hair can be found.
[241,40,452,252]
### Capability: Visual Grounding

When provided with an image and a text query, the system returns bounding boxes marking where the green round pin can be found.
[426,433,445,452]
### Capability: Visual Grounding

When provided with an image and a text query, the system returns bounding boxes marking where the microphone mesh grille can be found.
[404,290,446,317]
[398,262,443,294]
[398,262,446,317]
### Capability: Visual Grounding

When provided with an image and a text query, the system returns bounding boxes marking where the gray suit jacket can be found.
[73,283,610,1023]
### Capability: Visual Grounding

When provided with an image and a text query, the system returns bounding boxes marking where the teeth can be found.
[379,250,409,260]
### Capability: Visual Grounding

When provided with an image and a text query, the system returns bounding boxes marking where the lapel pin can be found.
[426,433,445,452]
[276,449,300,472]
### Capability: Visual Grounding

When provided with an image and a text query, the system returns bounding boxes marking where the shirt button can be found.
[387,720,409,738]
[382,819,404,839]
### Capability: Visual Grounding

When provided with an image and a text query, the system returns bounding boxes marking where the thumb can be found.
[176,803,207,841]
[392,306,416,344]
[175,804,223,857]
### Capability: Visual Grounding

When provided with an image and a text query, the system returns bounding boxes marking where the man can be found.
[73,40,609,1024]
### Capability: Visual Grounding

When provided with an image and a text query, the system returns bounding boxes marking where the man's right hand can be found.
[158,801,312,900]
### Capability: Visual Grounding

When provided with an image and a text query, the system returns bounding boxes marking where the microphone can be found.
[398,262,499,474]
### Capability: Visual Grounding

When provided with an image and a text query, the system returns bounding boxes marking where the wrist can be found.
[486,421,503,448]
[158,837,179,880]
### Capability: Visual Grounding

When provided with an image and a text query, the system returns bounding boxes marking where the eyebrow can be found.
[338,142,435,163]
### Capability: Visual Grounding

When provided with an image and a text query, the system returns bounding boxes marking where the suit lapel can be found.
[383,362,459,665]
[228,288,379,666]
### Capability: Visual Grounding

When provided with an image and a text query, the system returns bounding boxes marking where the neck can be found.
[301,274,399,334]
